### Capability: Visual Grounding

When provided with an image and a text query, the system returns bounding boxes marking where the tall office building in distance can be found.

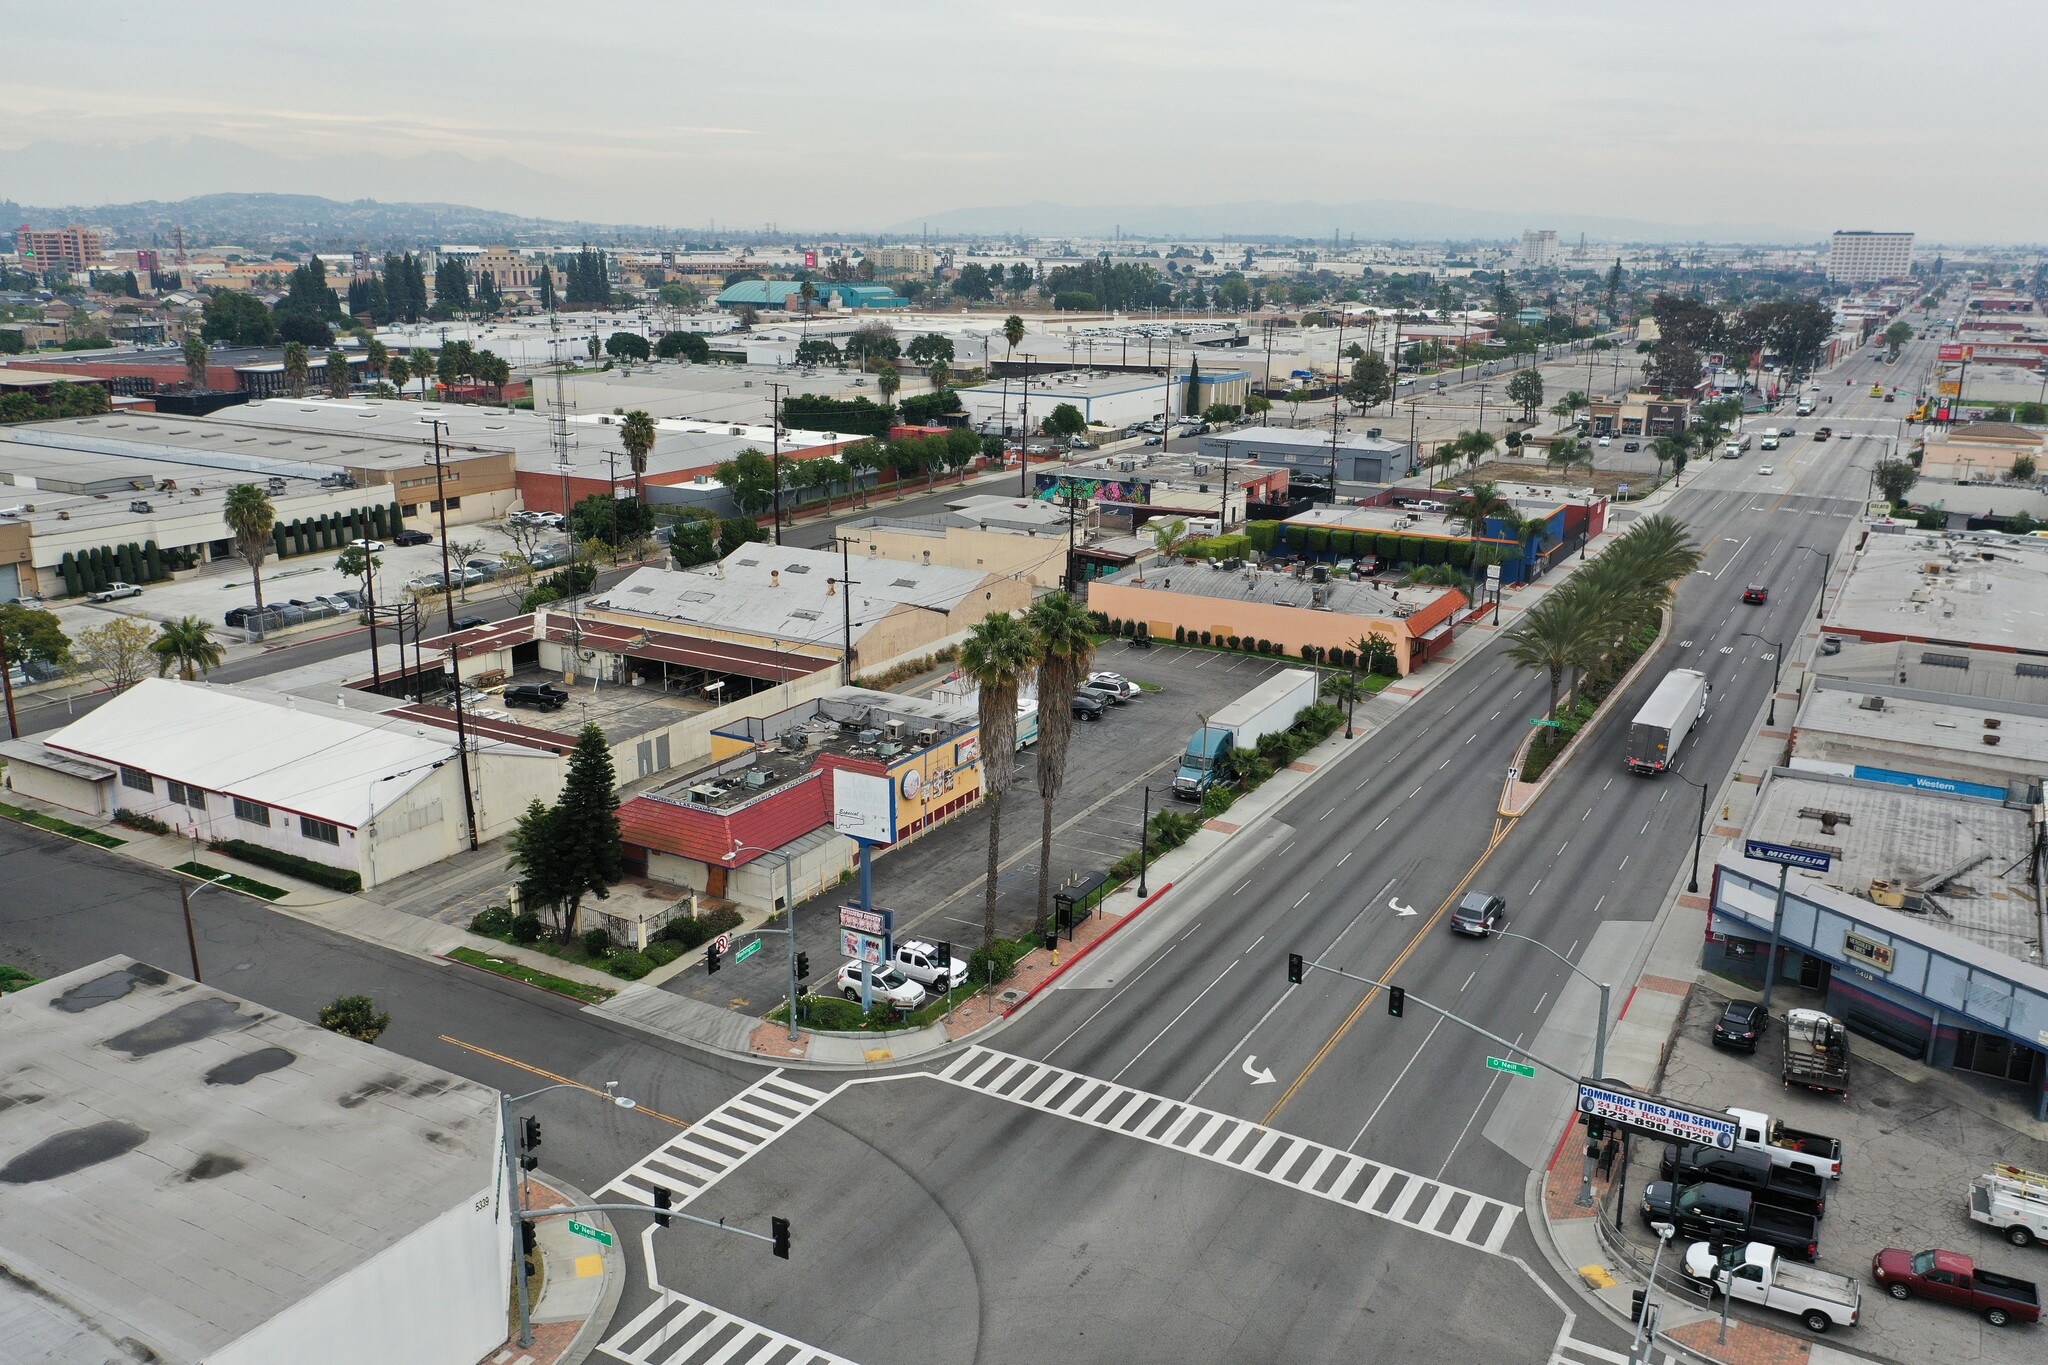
[15,224,104,274]
[1517,230,1559,269]
[1827,231,1914,283]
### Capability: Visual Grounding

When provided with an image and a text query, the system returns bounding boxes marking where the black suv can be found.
[1712,1001,1769,1052]
[392,528,433,547]
[504,682,569,712]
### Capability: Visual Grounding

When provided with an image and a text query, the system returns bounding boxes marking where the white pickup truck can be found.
[1971,1164,2048,1248]
[1727,1106,1843,1180]
[1685,1241,1863,1334]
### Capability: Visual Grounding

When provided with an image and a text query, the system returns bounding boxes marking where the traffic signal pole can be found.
[1289,957,1580,1082]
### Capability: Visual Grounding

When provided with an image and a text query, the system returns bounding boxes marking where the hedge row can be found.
[1286,525,1486,568]
[272,502,404,559]
[208,838,362,892]
[59,540,168,596]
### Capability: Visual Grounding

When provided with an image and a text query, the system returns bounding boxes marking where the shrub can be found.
[113,808,172,835]
[581,927,614,959]
[702,905,743,934]
[1256,638,1270,654]
[1199,786,1236,819]
[207,838,361,892]
[643,941,681,966]
[318,994,390,1042]
[469,905,516,938]
[608,951,654,980]
[1199,631,1212,645]
[512,912,545,943]
[1175,625,1186,642]
[802,996,867,1030]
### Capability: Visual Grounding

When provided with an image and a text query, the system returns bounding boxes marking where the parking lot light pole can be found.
[724,840,801,1041]
[1739,631,1783,727]
[1794,544,1830,620]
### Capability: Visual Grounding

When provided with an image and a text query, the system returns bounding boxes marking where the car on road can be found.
[1623,441,1640,452]
[1758,465,1776,476]
[1779,427,1796,438]
[349,538,386,552]
[1087,671,1140,700]
[1713,1001,1770,1053]
[1883,392,1895,402]
[451,614,489,631]
[1450,891,1505,937]
[1071,691,1106,721]
[1742,584,1769,604]
[1813,428,1831,441]
[1142,436,1163,446]
[392,529,433,546]
[503,681,568,711]
[87,582,142,603]
[836,961,925,1008]
[892,939,968,992]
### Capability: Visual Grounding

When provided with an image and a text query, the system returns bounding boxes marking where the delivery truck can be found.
[1626,668,1711,774]
[1172,668,1318,801]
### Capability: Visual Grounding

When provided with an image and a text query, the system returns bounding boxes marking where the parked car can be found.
[1071,692,1106,721]
[503,682,568,711]
[835,961,924,1008]
[1872,1248,2039,1326]
[1450,890,1504,937]
[451,614,488,631]
[1076,682,1125,707]
[1684,1242,1862,1335]
[1641,1181,1819,1263]
[1597,435,1612,447]
[349,538,386,552]
[1742,584,1769,604]
[464,558,499,580]
[891,939,968,992]
[87,581,142,603]
[6,595,45,609]
[457,566,488,586]
[392,529,433,547]
[1087,671,1140,700]
[1623,441,1640,452]
[332,588,365,609]
[1713,1000,1769,1052]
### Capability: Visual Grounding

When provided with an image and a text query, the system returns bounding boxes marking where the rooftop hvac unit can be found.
[876,742,901,758]
[688,783,723,803]
[1859,695,1886,711]
[745,769,769,788]
[1312,564,1329,584]
[780,730,808,751]
[883,719,906,741]
[916,727,940,747]
[1194,462,1211,475]
[857,728,883,746]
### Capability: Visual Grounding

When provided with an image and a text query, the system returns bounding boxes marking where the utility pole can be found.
[423,418,458,636]
[0,626,17,739]
[832,537,857,684]
[768,381,785,544]
[444,640,480,851]
[1328,313,1347,496]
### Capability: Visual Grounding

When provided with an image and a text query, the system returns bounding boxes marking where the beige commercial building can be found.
[867,247,937,275]
[837,494,1087,591]
[1917,422,2045,483]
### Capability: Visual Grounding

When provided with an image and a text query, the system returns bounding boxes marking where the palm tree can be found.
[1451,479,1511,542]
[929,358,951,390]
[363,337,389,384]
[620,409,657,508]
[798,279,817,334]
[1547,436,1596,477]
[1649,434,1685,485]
[1003,314,1025,357]
[1025,594,1095,932]
[875,362,901,409]
[324,352,351,399]
[223,483,277,634]
[1504,591,1607,719]
[410,347,434,397]
[151,616,225,680]
[1138,516,1187,582]
[283,341,309,397]
[182,334,208,390]
[386,353,411,396]
[959,612,1039,951]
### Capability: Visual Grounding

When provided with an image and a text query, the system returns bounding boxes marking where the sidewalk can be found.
[478,1173,622,1365]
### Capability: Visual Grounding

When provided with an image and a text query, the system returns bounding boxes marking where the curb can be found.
[526,1170,623,1365]
[1498,605,1674,817]
[1003,881,1176,1016]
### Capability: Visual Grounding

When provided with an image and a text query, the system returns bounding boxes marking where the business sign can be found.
[1743,839,1835,872]
[840,929,884,965]
[1938,344,1972,362]
[955,735,981,767]
[839,905,893,937]
[832,770,897,843]
[804,250,818,268]
[1577,1082,1736,1150]
[1850,765,2008,801]
[1843,931,1895,974]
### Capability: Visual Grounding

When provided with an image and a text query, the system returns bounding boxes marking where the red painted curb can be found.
[1003,882,1174,1016]
[1546,1111,1581,1172]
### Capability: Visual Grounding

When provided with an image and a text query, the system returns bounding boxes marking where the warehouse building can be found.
[0,957,511,1365]
[1199,425,1414,486]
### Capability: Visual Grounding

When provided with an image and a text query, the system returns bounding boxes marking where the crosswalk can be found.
[936,1045,1520,1254]
[599,1289,855,1365]
[1552,1335,1677,1365]
[600,1070,832,1208]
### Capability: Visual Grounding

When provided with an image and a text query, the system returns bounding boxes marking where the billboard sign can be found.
[833,771,897,843]
[1577,1082,1737,1149]
[1743,839,1835,872]
[839,905,894,964]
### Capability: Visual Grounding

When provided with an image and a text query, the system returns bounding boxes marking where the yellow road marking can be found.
[437,1034,690,1128]
[1263,817,1518,1126]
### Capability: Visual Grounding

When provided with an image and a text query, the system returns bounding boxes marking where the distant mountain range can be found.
[884,198,1823,246]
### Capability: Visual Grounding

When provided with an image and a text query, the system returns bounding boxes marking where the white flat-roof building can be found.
[1825,528,2048,652]
[0,957,510,1365]
[1827,231,1915,283]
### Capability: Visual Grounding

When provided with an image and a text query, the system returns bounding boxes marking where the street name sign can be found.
[734,938,763,964]
[1486,1056,1537,1078]
[1743,839,1834,872]
[1577,1081,1736,1150]
[567,1219,613,1247]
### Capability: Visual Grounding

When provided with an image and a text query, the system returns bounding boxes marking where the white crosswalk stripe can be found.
[937,1045,1520,1254]
[600,1070,831,1208]
[599,1288,855,1365]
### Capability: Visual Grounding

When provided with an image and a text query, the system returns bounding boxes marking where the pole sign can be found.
[1742,839,1834,872]
[734,938,763,964]
[838,904,893,965]
[1577,1082,1737,1150]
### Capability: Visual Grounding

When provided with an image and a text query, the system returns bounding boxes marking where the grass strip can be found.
[171,860,290,902]
[1,962,43,992]
[447,946,615,1004]
[0,801,126,848]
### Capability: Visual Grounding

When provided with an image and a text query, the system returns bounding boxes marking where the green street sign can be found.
[1486,1056,1537,1078]
[1529,718,1563,728]
[734,938,763,964]
[567,1219,613,1246]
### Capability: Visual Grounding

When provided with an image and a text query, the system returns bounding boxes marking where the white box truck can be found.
[1172,668,1318,801]
[1625,668,1710,774]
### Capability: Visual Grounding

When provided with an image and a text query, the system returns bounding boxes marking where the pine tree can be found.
[507,724,623,941]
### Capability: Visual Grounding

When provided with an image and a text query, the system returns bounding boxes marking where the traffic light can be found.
[934,941,952,971]
[652,1185,672,1228]
[706,942,722,974]
[794,951,811,982]
[1387,986,1405,1018]
[771,1215,791,1260]
[519,1116,541,1170]
[520,1222,538,1256]
[1584,1113,1607,1143]
[1630,1288,1646,1323]
[1287,952,1303,984]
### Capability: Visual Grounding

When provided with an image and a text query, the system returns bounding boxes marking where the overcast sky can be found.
[4,0,2044,242]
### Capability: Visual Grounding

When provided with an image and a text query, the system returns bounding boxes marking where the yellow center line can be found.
[437,1034,690,1129]
[1263,816,1518,1126]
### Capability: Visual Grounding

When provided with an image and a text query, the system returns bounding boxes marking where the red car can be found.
[1742,584,1769,604]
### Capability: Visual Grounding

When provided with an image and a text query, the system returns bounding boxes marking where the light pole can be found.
[1136,784,1157,897]
[723,840,802,1040]
[174,869,234,981]
[1794,544,1830,621]
[1669,764,1711,895]
[1739,630,1783,727]
[1627,1222,1678,1365]
[501,1080,638,1348]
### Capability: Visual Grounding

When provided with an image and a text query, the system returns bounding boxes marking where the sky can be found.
[3,0,2045,242]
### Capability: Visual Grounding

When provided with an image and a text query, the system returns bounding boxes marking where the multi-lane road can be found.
[0,326,1943,1363]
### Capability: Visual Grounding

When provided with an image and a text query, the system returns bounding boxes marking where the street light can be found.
[1136,784,1162,897]
[1482,928,1612,1082]
[723,840,803,1040]
[1668,764,1711,895]
[1627,1222,1678,1365]
[502,1080,637,1347]
[1739,630,1784,727]
[1794,544,1830,621]
[174,867,235,981]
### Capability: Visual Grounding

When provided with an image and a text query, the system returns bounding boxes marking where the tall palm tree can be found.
[151,616,225,680]
[1649,434,1685,485]
[410,347,434,397]
[1451,479,1511,542]
[363,337,389,384]
[1504,590,1606,719]
[875,362,901,410]
[1547,436,1596,476]
[1003,313,1025,357]
[282,341,309,397]
[387,353,412,395]
[324,352,351,399]
[620,409,657,508]
[959,612,1039,951]
[223,483,276,633]
[1025,594,1095,931]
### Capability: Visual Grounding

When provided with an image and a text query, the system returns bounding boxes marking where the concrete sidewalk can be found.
[483,1173,622,1365]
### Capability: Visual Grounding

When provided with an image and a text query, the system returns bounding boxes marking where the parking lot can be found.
[662,639,1305,1008]
[1616,984,2048,1365]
